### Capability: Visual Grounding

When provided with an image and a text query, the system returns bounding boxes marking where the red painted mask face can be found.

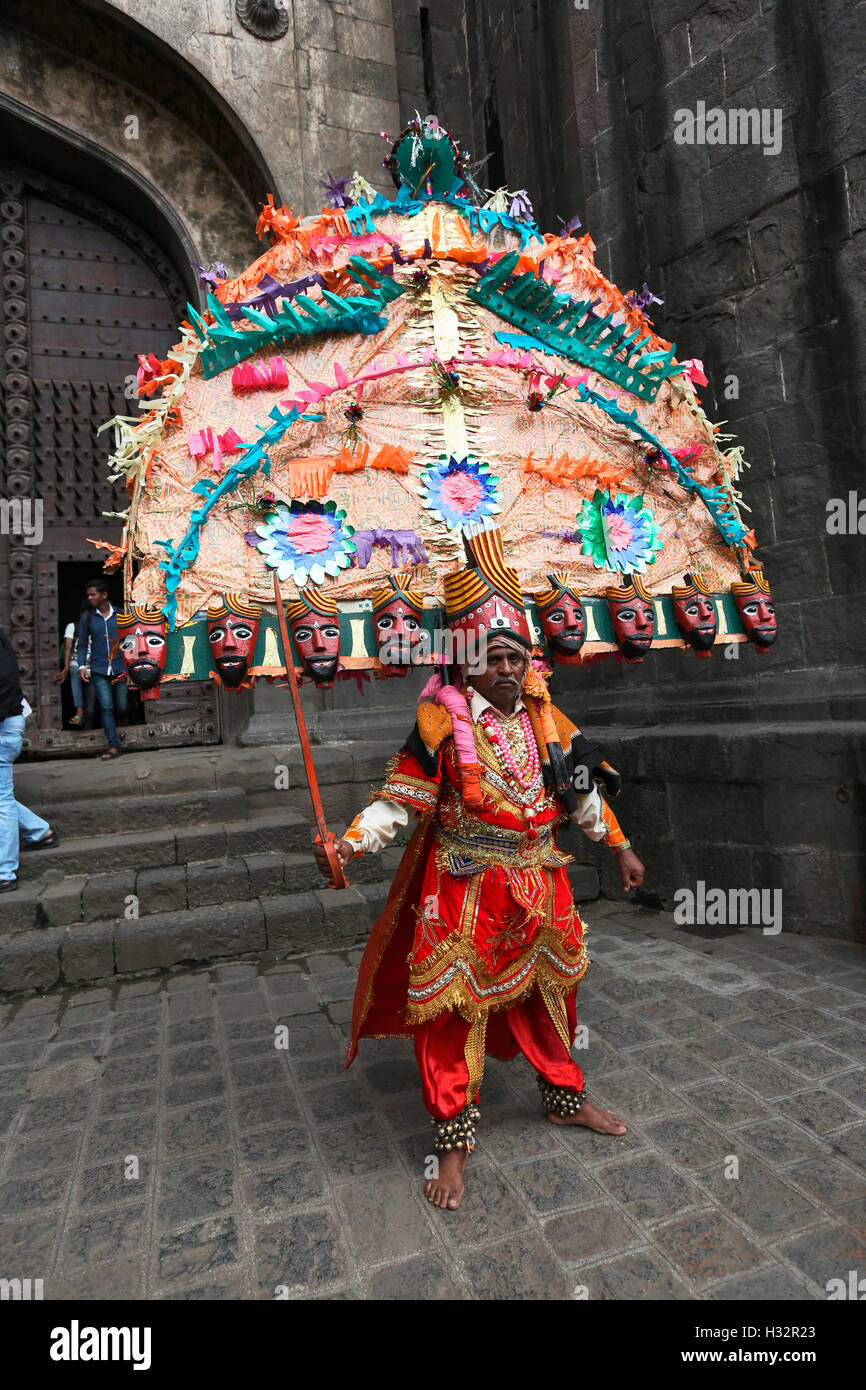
[673,593,717,655]
[608,596,654,662]
[374,597,422,670]
[290,610,341,686]
[735,592,777,652]
[207,612,259,688]
[118,620,167,693]
[539,593,586,663]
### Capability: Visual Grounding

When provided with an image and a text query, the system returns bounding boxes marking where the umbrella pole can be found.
[272,573,348,890]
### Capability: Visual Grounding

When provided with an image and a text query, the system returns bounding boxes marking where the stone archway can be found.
[0,0,272,276]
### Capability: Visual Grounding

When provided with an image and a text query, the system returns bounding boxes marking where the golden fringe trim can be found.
[405,943,589,1029]
[464,1013,488,1101]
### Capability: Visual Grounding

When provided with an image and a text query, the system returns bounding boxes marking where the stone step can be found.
[16,740,397,807]
[38,787,250,839]
[0,880,393,993]
[4,845,406,933]
[13,808,313,883]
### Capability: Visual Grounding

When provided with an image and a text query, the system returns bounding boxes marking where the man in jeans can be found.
[0,627,59,892]
[77,579,128,760]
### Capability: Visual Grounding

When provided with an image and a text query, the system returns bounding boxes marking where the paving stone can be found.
[543,1200,641,1264]
[0,1212,60,1268]
[60,1207,146,1272]
[162,1102,232,1158]
[262,892,325,952]
[738,1117,829,1166]
[825,1069,866,1112]
[305,1077,373,1126]
[786,1088,862,1134]
[82,1111,158,1166]
[364,1254,465,1300]
[106,1025,160,1058]
[155,1215,241,1287]
[577,1249,693,1300]
[61,923,116,985]
[589,1067,672,1118]
[18,1091,93,1133]
[322,1115,397,1182]
[773,1041,853,1080]
[101,1051,161,1089]
[78,1158,151,1210]
[591,1013,659,1049]
[462,1229,573,1299]
[46,1255,144,1300]
[654,1209,767,1288]
[721,1016,804,1051]
[165,1074,227,1108]
[0,1170,71,1216]
[241,1157,328,1215]
[628,1042,717,1087]
[185,856,248,909]
[642,1114,734,1172]
[830,1121,866,1167]
[81,871,139,921]
[816,1027,866,1064]
[787,1156,866,1208]
[254,1210,347,1295]
[593,1154,697,1225]
[680,1079,769,1126]
[507,1152,606,1215]
[167,1018,217,1049]
[156,1155,236,1228]
[339,1171,432,1263]
[166,1043,221,1080]
[726,1055,807,1099]
[238,1121,313,1166]
[96,1084,158,1118]
[697,1159,821,1239]
[779,1222,866,1289]
[437,1165,532,1250]
[708,1265,818,1300]
[235,1085,300,1130]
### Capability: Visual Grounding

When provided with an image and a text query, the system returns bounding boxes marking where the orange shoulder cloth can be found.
[416,700,453,751]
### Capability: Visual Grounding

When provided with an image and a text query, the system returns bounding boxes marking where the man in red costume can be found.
[314,530,644,1210]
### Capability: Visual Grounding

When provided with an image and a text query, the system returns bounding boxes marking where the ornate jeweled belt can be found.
[434,821,571,876]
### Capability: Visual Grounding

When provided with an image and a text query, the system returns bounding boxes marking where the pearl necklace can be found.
[478,707,540,790]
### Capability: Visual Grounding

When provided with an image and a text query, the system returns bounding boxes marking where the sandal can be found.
[101,747,121,760]
[68,714,84,727]
[0,880,18,893]
[21,829,59,851]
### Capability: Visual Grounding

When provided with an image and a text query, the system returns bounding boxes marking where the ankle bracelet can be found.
[537,1076,587,1117]
[430,1102,480,1153]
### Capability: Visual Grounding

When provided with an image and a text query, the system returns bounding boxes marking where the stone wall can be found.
[427,0,865,939]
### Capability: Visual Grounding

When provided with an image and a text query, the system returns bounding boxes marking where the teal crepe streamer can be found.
[154,402,322,630]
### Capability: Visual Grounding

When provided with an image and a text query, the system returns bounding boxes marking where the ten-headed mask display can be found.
[284,584,341,687]
[206,593,262,688]
[116,605,167,699]
[671,572,717,658]
[372,576,424,677]
[731,569,777,653]
[605,575,655,663]
[534,572,586,664]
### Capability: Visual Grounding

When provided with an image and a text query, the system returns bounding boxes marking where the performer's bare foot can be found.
[548,1100,627,1135]
[425,1149,467,1210]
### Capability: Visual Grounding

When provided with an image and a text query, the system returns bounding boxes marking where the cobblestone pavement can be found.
[1,902,864,1301]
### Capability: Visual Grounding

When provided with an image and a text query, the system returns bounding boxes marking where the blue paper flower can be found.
[419,454,502,531]
[247,499,356,588]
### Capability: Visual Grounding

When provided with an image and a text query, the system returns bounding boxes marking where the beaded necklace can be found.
[478,707,540,790]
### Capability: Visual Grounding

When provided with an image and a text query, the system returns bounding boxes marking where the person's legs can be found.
[0,716,25,883]
[91,673,118,748]
[413,1010,481,1210]
[69,665,84,717]
[17,800,50,844]
[112,677,129,726]
[83,677,97,729]
[504,987,626,1134]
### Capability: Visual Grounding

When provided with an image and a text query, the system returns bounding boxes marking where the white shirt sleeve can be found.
[349,798,410,854]
[567,784,607,842]
[64,622,75,641]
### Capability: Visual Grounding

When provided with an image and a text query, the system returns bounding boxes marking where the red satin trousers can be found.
[413,986,586,1120]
